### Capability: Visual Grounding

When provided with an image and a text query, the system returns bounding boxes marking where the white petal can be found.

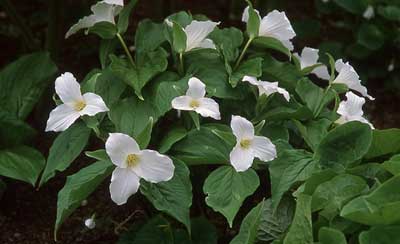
[171,96,194,111]
[231,115,254,140]
[241,6,261,23]
[80,92,109,116]
[184,20,219,51]
[243,75,261,86]
[55,72,83,105]
[84,218,96,229]
[195,98,221,120]
[103,0,124,6]
[299,47,319,69]
[105,133,140,168]
[65,15,97,38]
[45,104,80,132]
[259,10,296,41]
[258,81,290,101]
[312,65,330,80]
[186,77,206,99]
[252,136,277,162]
[109,167,140,205]
[198,38,216,49]
[229,144,255,172]
[363,5,374,19]
[133,150,174,183]
[337,91,365,118]
[281,40,294,51]
[333,60,374,100]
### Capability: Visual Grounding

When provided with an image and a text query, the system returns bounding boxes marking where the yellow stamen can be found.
[189,99,200,108]
[126,154,140,168]
[74,100,86,111]
[240,139,252,149]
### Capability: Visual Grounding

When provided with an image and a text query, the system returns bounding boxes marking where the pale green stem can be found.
[116,33,135,67]
[179,52,184,75]
[234,37,254,69]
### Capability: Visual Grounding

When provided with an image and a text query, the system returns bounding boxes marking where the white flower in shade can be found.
[243,76,290,101]
[242,7,296,50]
[183,20,219,52]
[45,72,109,132]
[363,5,375,20]
[106,133,175,205]
[229,116,277,172]
[388,61,395,72]
[171,77,221,120]
[293,47,330,80]
[336,92,374,128]
[333,59,374,100]
[65,0,124,38]
[84,218,96,229]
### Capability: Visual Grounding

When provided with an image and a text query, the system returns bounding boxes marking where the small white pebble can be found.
[84,218,96,229]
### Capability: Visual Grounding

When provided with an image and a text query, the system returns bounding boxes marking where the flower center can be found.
[189,99,200,109]
[126,154,140,168]
[240,139,252,149]
[74,100,86,111]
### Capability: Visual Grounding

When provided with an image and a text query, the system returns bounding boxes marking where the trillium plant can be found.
[36,0,400,243]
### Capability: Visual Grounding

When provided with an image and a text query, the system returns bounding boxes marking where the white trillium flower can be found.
[229,116,277,172]
[363,5,375,20]
[243,76,290,101]
[333,59,374,100]
[336,91,374,129]
[242,7,296,51]
[171,77,221,120]
[65,0,124,38]
[106,133,175,205]
[84,218,96,229]
[45,72,109,132]
[183,20,219,52]
[293,47,330,80]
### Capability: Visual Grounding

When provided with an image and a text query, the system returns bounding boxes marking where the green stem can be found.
[179,52,184,75]
[116,33,135,67]
[234,37,254,69]
[315,84,332,117]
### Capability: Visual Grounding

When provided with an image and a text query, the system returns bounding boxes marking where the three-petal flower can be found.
[293,47,330,80]
[171,77,221,120]
[65,0,124,38]
[333,59,374,100]
[229,116,277,172]
[336,91,374,128]
[46,72,109,132]
[243,76,290,101]
[106,133,175,205]
[242,7,296,50]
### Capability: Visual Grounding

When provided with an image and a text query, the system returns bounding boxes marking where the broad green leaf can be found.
[136,117,153,149]
[269,149,317,210]
[260,122,289,142]
[135,19,166,60]
[230,201,265,244]
[359,226,400,244]
[357,24,384,50]
[117,0,138,34]
[333,0,368,14]
[230,57,263,87]
[88,21,117,39]
[140,159,192,232]
[283,194,313,244]
[203,166,260,227]
[245,2,260,39]
[315,122,372,170]
[166,11,192,27]
[378,6,400,21]
[253,36,291,57]
[85,149,108,161]
[158,127,187,153]
[0,52,57,119]
[365,129,400,159]
[301,169,337,195]
[172,22,187,53]
[0,146,45,186]
[0,110,36,148]
[209,27,243,62]
[341,174,400,225]
[39,122,91,186]
[318,227,347,244]
[99,39,118,68]
[294,119,332,151]
[346,163,386,180]
[55,160,113,238]
[382,154,400,175]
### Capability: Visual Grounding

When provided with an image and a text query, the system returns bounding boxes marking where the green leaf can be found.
[230,201,265,244]
[357,24,384,50]
[0,146,45,186]
[253,36,291,57]
[95,68,127,106]
[245,2,260,39]
[283,194,313,244]
[341,174,400,225]
[172,22,187,53]
[0,52,57,119]
[378,6,400,21]
[294,119,332,151]
[140,159,192,232]
[136,117,153,149]
[203,166,260,227]
[158,127,187,154]
[269,149,317,210]
[311,174,368,220]
[365,129,400,159]
[318,227,347,244]
[382,154,400,175]
[55,160,113,238]
[315,122,372,170]
[209,27,243,62]
[135,19,166,60]
[88,21,117,39]
[359,225,400,244]
[230,57,263,87]
[39,122,91,186]
[0,111,36,148]
[333,0,368,14]
[99,39,118,68]
[117,0,138,34]
[85,149,108,161]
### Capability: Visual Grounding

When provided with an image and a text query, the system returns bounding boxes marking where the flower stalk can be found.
[234,37,254,69]
[116,33,136,68]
